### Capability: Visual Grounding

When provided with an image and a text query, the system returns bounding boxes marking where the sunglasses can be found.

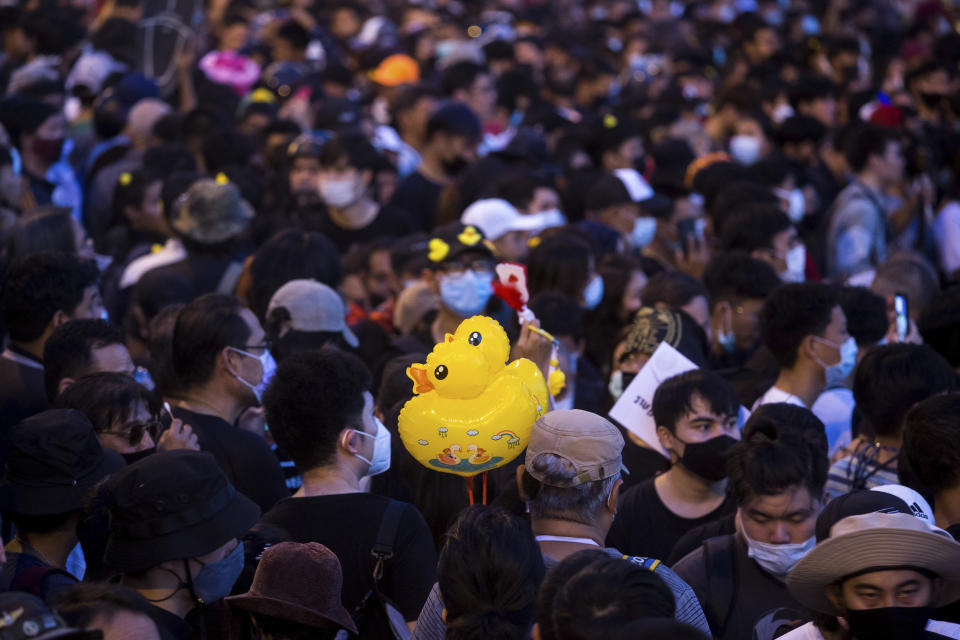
[100,419,159,447]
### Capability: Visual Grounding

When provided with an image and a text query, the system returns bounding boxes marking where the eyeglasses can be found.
[100,419,159,447]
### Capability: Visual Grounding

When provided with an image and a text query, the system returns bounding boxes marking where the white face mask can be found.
[740,513,816,577]
[729,135,762,165]
[230,347,277,404]
[354,417,391,476]
[775,187,806,223]
[631,216,658,249]
[781,244,807,283]
[582,274,604,310]
[319,176,361,209]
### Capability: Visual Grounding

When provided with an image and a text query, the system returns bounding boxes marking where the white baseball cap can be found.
[461,198,557,241]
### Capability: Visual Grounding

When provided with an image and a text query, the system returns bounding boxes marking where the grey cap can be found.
[267,280,358,347]
[525,409,627,487]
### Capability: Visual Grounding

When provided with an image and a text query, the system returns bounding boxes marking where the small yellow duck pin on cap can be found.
[428,238,450,262]
[215,172,230,185]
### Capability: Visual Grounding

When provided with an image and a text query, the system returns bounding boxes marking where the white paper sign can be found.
[609,342,697,459]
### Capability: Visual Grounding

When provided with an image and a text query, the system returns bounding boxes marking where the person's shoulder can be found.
[775,621,823,640]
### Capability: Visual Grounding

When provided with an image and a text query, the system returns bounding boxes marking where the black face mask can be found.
[121,447,157,465]
[675,434,738,482]
[919,92,945,109]
[845,606,932,640]
[442,157,470,177]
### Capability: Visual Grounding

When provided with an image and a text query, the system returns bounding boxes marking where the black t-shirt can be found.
[257,493,437,628]
[619,434,670,491]
[673,533,805,640]
[317,203,414,254]
[606,477,736,561]
[389,171,443,231]
[172,408,289,514]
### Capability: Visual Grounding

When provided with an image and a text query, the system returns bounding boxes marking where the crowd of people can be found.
[0,0,960,637]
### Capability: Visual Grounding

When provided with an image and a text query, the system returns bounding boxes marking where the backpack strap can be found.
[11,566,75,598]
[215,260,245,295]
[702,535,737,639]
[371,501,405,585]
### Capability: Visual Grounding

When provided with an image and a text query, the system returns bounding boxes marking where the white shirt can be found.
[119,238,186,289]
[811,387,855,458]
[778,619,960,640]
[752,385,806,412]
[935,200,960,277]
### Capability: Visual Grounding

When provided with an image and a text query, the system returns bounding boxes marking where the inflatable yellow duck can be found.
[399,316,549,477]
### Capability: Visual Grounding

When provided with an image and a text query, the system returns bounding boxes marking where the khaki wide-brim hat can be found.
[787,512,960,615]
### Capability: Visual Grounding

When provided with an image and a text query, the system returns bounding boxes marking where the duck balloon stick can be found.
[399,315,550,503]
[492,262,566,397]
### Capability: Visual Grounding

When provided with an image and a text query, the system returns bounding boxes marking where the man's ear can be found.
[339,427,361,454]
[220,346,240,377]
[516,465,528,501]
[656,425,675,456]
[608,477,623,515]
[51,309,70,329]
[57,377,75,399]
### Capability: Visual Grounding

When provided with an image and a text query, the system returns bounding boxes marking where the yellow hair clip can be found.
[119,172,132,186]
[215,172,229,185]
[428,238,450,262]
[603,114,618,129]
[527,236,542,249]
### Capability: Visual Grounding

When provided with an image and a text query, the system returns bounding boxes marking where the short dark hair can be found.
[247,230,341,323]
[52,582,157,630]
[728,403,829,506]
[172,295,251,390]
[761,283,839,369]
[262,350,371,471]
[551,555,676,639]
[440,506,545,640]
[652,370,739,434]
[276,19,309,50]
[641,270,707,309]
[528,291,584,341]
[43,320,125,402]
[536,549,607,640]
[852,344,957,439]
[838,286,887,348]
[2,252,100,343]
[526,230,594,302]
[844,124,897,173]
[902,393,960,498]
[7,207,80,260]
[426,101,482,143]
[703,252,781,306]
[441,61,489,96]
[919,286,960,368]
[708,181,779,236]
[719,205,792,254]
[317,132,381,172]
[55,372,153,433]
[776,115,827,147]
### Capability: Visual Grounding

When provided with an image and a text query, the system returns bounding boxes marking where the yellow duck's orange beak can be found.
[407,364,434,394]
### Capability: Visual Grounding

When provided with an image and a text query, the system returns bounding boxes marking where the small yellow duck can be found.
[399,317,549,477]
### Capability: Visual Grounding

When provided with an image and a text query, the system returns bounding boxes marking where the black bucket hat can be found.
[0,409,113,516]
[103,450,260,573]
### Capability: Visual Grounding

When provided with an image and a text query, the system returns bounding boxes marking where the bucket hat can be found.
[226,542,357,633]
[0,410,112,515]
[103,450,260,573]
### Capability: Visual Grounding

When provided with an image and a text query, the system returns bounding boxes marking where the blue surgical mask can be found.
[718,328,736,353]
[631,216,658,249]
[741,513,816,577]
[813,336,857,388]
[582,274,604,310]
[439,270,494,318]
[230,347,277,403]
[190,541,244,604]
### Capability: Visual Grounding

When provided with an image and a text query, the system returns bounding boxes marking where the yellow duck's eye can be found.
[434,365,448,380]
[468,331,482,346]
